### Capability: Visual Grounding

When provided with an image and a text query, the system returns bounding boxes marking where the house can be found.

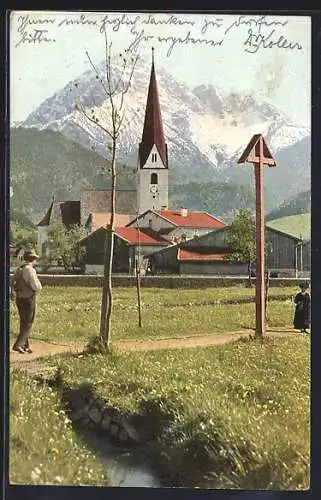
[37,199,81,257]
[265,213,310,276]
[145,227,247,275]
[127,208,227,243]
[80,226,170,275]
[265,227,310,277]
[145,220,311,277]
[80,208,227,275]
[37,191,136,257]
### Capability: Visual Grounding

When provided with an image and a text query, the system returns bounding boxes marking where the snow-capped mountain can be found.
[21,57,310,201]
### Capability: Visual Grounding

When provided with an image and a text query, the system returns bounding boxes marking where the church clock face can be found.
[150,184,159,195]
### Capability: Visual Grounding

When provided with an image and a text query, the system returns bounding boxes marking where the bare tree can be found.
[75,31,138,348]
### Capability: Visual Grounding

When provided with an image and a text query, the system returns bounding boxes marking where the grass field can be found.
[10,370,109,486]
[11,335,310,489]
[10,285,298,344]
[9,285,309,488]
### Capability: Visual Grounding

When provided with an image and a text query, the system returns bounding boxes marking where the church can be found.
[37,50,227,274]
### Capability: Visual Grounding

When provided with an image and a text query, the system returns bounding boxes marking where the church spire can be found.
[139,48,168,169]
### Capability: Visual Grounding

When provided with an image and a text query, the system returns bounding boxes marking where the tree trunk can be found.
[248,261,253,288]
[135,257,142,327]
[100,140,116,347]
[264,270,270,323]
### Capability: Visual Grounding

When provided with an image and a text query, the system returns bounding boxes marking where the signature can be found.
[15,28,55,48]
[244,28,302,54]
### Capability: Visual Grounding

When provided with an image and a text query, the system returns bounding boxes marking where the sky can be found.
[10,11,311,127]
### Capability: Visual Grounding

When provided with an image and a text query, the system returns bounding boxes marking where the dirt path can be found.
[10,327,296,369]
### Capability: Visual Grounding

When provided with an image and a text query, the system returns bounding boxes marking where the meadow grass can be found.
[41,335,310,489]
[10,286,297,343]
[9,370,109,486]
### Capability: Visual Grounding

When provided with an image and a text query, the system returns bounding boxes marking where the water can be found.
[91,438,161,487]
[106,457,160,488]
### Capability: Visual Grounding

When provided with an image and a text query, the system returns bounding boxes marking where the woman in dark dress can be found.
[293,282,311,334]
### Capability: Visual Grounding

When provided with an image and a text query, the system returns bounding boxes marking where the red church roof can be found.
[155,210,227,229]
[139,50,168,169]
[115,227,169,246]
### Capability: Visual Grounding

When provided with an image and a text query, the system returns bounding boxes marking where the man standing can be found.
[11,249,42,354]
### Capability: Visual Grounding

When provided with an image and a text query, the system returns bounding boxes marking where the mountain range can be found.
[19,57,310,207]
[10,128,309,226]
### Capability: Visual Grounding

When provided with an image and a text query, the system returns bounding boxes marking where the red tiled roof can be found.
[178,250,228,261]
[115,227,169,246]
[155,210,227,229]
[139,58,167,168]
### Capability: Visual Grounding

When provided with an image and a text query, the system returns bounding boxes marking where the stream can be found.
[85,433,163,487]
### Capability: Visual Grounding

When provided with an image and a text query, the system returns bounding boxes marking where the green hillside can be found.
[266,213,310,240]
[10,127,136,223]
[266,190,311,221]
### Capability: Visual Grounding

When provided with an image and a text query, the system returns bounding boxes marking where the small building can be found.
[265,227,310,277]
[265,213,310,276]
[128,208,227,243]
[145,221,311,277]
[146,227,247,275]
[37,190,137,258]
[80,226,170,275]
[37,200,81,257]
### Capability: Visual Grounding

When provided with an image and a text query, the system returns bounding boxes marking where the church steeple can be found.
[139,48,168,169]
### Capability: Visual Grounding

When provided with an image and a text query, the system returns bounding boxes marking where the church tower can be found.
[138,48,169,214]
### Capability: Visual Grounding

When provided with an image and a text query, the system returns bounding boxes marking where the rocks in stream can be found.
[65,391,141,446]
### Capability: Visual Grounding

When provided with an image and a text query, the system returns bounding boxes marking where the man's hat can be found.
[299,281,309,291]
[23,248,39,260]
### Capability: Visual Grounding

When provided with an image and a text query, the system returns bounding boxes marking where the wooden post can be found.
[254,137,265,338]
[237,134,276,339]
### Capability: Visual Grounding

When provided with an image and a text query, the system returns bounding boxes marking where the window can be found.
[151,173,158,184]
[151,153,157,163]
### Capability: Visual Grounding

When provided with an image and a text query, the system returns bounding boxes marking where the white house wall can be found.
[167,227,214,242]
[129,212,174,232]
[37,226,49,257]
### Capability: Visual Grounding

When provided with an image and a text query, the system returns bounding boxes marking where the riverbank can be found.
[10,335,310,489]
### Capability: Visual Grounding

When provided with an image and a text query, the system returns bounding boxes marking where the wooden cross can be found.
[238,134,276,338]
